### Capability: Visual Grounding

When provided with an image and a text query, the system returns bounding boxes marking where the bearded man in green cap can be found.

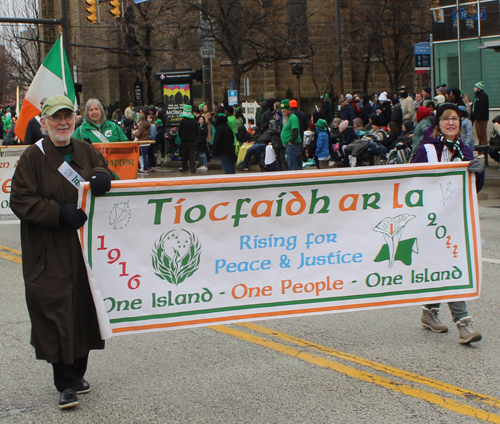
[10,95,114,409]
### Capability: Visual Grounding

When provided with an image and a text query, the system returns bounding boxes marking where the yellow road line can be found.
[239,322,500,409]
[210,325,500,423]
[0,245,22,256]
[0,250,22,264]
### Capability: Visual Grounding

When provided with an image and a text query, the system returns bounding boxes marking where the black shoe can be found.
[58,388,79,409]
[76,378,91,394]
[178,168,188,173]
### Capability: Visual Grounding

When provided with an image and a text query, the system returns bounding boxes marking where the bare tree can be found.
[183,0,302,93]
[348,0,429,92]
[0,0,42,95]
[74,0,186,105]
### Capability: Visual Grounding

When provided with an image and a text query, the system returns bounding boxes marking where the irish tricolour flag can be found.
[15,34,75,142]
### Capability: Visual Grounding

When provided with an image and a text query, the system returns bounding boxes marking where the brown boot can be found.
[456,317,482,344]
[421,306,448,333]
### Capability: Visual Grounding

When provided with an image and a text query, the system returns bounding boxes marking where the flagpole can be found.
[59,33,68,96]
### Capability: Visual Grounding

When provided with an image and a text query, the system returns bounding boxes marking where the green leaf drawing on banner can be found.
[374,238,419,266]
[373,214,416,267]
[152,230,202,285]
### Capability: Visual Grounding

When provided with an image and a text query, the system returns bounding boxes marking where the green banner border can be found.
[85,169,476,325]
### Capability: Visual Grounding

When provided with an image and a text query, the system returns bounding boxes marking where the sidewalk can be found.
[479,158,500,206]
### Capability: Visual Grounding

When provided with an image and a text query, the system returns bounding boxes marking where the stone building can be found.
[37,0,431,114]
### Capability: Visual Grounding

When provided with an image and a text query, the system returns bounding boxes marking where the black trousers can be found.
[180,139,196,173]
[52,355,88,392]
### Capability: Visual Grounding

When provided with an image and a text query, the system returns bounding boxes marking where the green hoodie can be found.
[74,119,128,144]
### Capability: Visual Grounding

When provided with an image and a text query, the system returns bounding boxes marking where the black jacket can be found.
[24,116,44,145]
[178,117,199,142]
[213,116,236,156]
[472,90,489,122]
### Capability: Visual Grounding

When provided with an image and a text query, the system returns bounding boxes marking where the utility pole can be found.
[200,0,213,112]
[335,0,343,98]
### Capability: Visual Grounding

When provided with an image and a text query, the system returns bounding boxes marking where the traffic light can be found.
[86,0,97,23]
[110,0,121,18]
[194,68,203,82]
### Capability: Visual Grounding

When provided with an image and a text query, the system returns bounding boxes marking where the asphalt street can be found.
[1,160,500,423]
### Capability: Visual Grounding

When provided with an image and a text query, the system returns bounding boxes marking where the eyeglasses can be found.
[440,117,460,123]
[47,113,75,123]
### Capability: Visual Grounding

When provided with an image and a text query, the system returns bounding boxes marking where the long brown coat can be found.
[10,137,113,364]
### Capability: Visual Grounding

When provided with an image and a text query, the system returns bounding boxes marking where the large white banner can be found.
[78,163,482,339]
[0,146,27,224]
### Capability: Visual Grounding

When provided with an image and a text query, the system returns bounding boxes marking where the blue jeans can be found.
[367,141,389,155]
[286,143,301,170]
[199,152,207,166]
[220,155,235,174]
[140,145,149,171]
[242,144,266,168]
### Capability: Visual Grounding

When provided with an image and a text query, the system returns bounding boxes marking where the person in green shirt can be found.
[74,99,128,144]
[280,99,302,170]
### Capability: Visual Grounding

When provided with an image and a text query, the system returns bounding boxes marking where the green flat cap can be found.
[42,95,75,116]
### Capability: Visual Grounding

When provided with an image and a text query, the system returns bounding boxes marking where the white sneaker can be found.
[197,166,207,171]
[349,155,357,167]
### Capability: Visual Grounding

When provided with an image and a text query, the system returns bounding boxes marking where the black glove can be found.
[59,203,87,228]
[469,158,485,174]
[89,172,111,196]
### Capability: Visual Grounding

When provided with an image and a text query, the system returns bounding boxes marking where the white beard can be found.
[282,114,289,125]
[46,126,75,144]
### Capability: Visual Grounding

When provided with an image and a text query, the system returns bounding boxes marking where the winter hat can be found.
[436,103,461,122]
[280,99,291,110]
[333,118,342,126]
[339,120,349,131]
[369,114,381,127]
[224,105,234,114]
[416,106,431,123]
[353,118,364,126]
[378,92,388,102]
[422,86,432,96]
[316,119,328,131]
[475,81,484,90]
[346,94,353,100]
[434,94,446,106]
[391,97,400,105]
[155,119,163,127]
[402,120,414,132]
[289,99,298,108]
[180,104,194,119]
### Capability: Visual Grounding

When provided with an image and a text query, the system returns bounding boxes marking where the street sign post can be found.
[200,41,216,59]
[414,42,431,74]
[228,90,238,106]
